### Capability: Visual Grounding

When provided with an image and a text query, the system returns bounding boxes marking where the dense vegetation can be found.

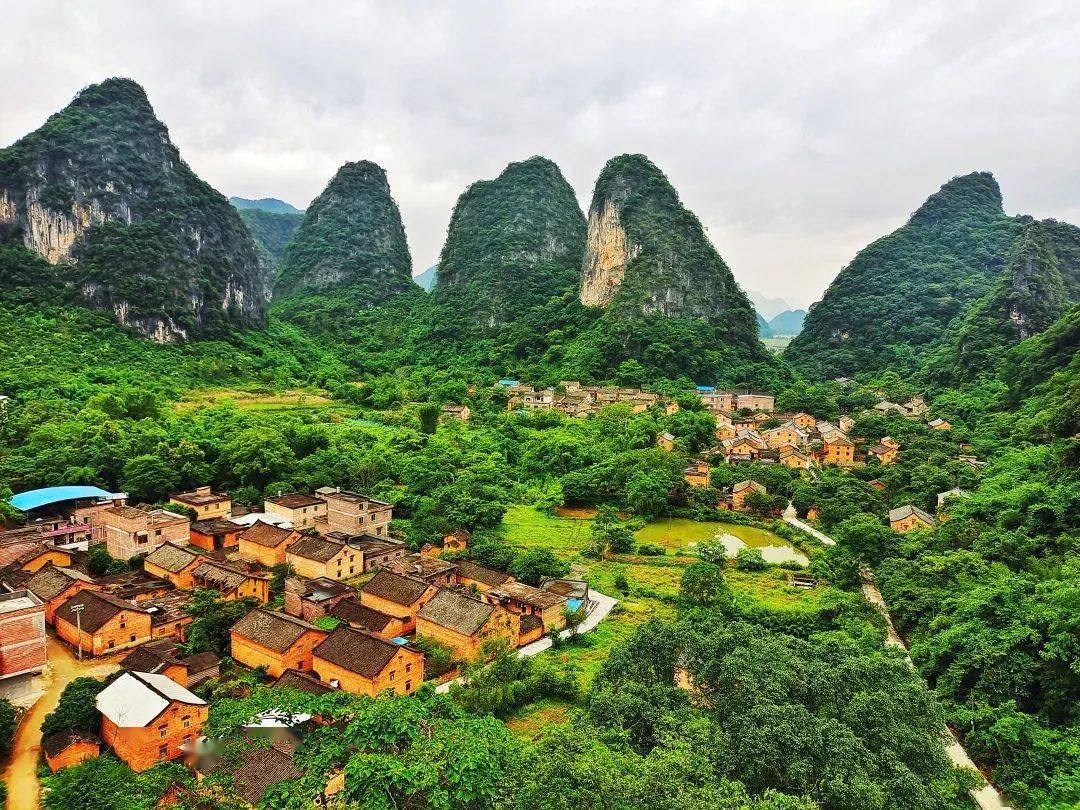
[0,77,265,338]
[237,206,304,290]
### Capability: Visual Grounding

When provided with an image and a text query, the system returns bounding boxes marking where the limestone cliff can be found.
[0,78,265,341]
[432,156,586,333]
[579,154,759,341]
[272,161,414,309]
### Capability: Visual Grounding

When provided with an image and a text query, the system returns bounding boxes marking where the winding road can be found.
[4,637,120,810]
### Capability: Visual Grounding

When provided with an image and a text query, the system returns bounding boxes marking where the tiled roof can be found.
[733,480,766,494]
[231,609,323,653]
[313,626,399,677]
[42,730,99,759]
[888,504,936,525]
[222,743,302,805]
[193,562,249,592]
[487,581,567,610]
[417,589,493,636]
[273,668,336,695]
[330,597,395,632]
[361,570,430,606]
[454,560,511,588]
[55,590,145,633]
[287,535,344,564]
[265,493,325,509]
[190,518,240,535]
[25,564,93,601]
[239,521,296,548]
[144,543,200,573]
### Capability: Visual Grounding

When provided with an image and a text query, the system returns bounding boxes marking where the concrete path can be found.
[4,636,120,810]
[783,503,835,545]
[436,590,617,693]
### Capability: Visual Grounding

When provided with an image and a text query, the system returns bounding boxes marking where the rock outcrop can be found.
[578,154,759,339]
[432,156,586,333]
[272,161,414,306]
[0,77,265,341]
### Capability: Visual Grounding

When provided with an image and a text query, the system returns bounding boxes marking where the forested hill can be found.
[431,156,586,334]
[237,208,304,296]
[0,77,265,342]
[229,196,303,215]
[927,219,1080,383]
[272,160,416,324]
[785,172,1021,378]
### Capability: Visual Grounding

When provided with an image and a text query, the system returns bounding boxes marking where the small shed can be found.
[42,729,101,772]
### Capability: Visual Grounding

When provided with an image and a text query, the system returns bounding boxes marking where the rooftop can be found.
[0,590,43,613]
[454,560,512,588]
[231,609,324,653]
[417,588,494,636]
[96,671,204,728]
[330,597,395,632]
[239,521,296,548]
[9,486,117,513]
[314,625,402,677]
[55,590,147,633]
[362,570,431,606]
[265,492,325,509]
[171,487,229,507]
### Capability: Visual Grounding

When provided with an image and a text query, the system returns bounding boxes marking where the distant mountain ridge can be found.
[768,309,806,336]
[413,264,437,291]
[230,196,304,215]
[748,290,792,321]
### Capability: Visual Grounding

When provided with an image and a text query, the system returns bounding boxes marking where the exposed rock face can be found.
[273,161,414,306]
[785,172,1022,378]
[579,154,759,338]
[432,156,586,333]
[236,207,303,299]
[0,78,266,342]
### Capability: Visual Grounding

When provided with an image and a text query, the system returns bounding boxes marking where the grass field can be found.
[174,387,340,413]
[761,336,793,354]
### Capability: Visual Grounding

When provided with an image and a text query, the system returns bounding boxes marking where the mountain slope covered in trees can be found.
[237,208,303,295]
[0,78,265,342]
[786,173,1022,378]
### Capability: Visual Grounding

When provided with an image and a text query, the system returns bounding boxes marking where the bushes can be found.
[636,543,664,556]
[0,698,16,759]
[735,548,769,572]
[41,678,106,739]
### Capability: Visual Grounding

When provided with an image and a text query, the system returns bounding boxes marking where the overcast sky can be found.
[3,2,1079,307]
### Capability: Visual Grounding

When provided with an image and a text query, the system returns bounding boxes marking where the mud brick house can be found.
[762,422,808,450]
[329,597,404,639]
[96,671,207,772]
[191,560,269,602]
[169,486,232,520]
[24,564,96,623]
[482,581,568,632]
[440,404,471,421]
[382,553,458,587]
[868,443,899,465]
[286,535,363,581]
[889,504,938,533]
[415,589,517,662]
[778,446,813,470]
[283,576,354,622]
[312,625,424,696]
[143,543,204,589]
[144,591,195,642]
[237,521,302,567]
[821,437,855,466]
[94,506,190,561]
[735,392,775,412]
[0,526,56,568]
[316,489,393,538]
[683,460,711,489]
[359,571,437,634]
[656,432,676,451]
[54,590,153,656]
[121,639,220,688]
[928,418,952,431]
[453,560,513,593]
[230,609,328,678]
[43,729,101,772]
[264,493,327,530]
[95,569,173,603]
[0,590,46,697]
[442,531,470,554]
[273,668,337,696]
[344,534,408,572]
[792,412,817,430]
[188,519,242,552]
[14,546,73,574]
[731,480,766,511]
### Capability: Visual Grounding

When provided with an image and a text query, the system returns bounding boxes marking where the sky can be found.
[3,2,1079,308]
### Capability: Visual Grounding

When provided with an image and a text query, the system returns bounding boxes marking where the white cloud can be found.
[2,1,1078,306]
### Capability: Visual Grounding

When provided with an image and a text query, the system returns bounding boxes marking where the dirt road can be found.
[4,637,119,810]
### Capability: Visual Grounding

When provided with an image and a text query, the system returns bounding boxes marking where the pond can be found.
[636,518,808,567]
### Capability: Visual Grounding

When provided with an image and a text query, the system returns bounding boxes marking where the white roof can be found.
[229,512,293,529]
[96,671,205,727]
[244,709,313,729]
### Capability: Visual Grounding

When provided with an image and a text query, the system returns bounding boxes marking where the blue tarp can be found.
[391,636,409,645]
[498,379,520,387]
[10,485,113,512]
[567,598,584,613]
[696,385,716,393]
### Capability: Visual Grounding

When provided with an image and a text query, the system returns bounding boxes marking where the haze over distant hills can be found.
[229,196,304,215]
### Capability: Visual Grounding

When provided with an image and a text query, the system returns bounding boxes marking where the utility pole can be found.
[72,602,85,661]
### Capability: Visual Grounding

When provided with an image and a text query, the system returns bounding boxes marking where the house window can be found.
[159,726,168,738]
[119,621,126,629]
[182,716,190,728]
[389,671,395,681]
[159,744,169,758]
[130,635,136,642]
[405,680,412,691]
[405,663,411,674]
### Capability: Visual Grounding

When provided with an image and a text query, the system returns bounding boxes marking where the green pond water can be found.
[636,518,808,566]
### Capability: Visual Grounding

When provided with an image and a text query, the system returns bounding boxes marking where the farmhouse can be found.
[237,521,302,567]
[283,576,354,622]
[454,560,513,592]
[482,581,568,631]
[264,492,327,530]
[731,480,766,511]
[329,598,404,639]
[54,590,152,656]
[928,418,952,431]
[316,489,393,538]
[230,609,328,678]
[169,486,231,521]
[382,553,458,587]
[359,570,437,634]
[441,404,471,421]
[24,564,96,623]
[312,625,424,696]
[0,591,46,694]
[120,639,220,688]
[889,504,938,533]
[42,730,100,772]
[94,506,190,561]
[191,561,269,602]
[187,519,241,552]
[868,444,899,465]
[656,432,676,452]
[286,535,363,581]
[778,446,812,470]
[821,437,855,466]
[96,671,207,772]
[683,460,711,488]
[142,543,203,589]
[415,588,516,662]
[13,546,72,574]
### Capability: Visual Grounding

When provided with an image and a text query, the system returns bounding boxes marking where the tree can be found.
[626,471,672,516]
[509,548,569,586]
[41,678,107,738]
[119,454,179,503]
[0,698,16,758]
[679,562,731,607]
[183,590,258,656]
[735,547,768,572]
[216,427,297,489]
[87,546,127,576]
[417,402,440,435]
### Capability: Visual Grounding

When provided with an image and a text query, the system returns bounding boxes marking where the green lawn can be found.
[634,517,797,553]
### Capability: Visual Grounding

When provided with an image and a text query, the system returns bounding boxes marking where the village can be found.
[0,381,977,804]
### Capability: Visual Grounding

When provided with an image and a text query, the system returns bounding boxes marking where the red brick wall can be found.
[101,701,207,772]
[0,603,46,677]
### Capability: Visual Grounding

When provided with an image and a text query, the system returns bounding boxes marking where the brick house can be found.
[54,590,152,657]
[440,404,471,421]
[889,505,937,533]
[838,415,855,433]
[382,553,458,587]
[481,581,568,632]
[283,577,354,623]
[94,506,191,561]
[237,521,302,567]
[415,589,516,662]
[286,535,363,581]
[778,446,812,470]
[928,418,952,431]
[24,564,97,623]
[169,486,232,520]
[273,668,337,696]
[683,460,711,489]
[868,444,899,465]
[188,519,241,552]
[329,598,404,639]
[43,730,101,772]
[442,531,470,554]
[0,591,47,694]
[15,546,73,574]
[264,493,327,530]
[316,489,393,538]
[121,639,220,688]
[453,561,513,593]
[342,535,408,573]
[230,609,327,678]
[312,625,424,696]
[821,437,855,466]
[656,432,676,452]
[96,671,207,772]
[359,571,437,635]
[735,392,775,412]
[731,480,766,511]
[143,543,203,589]
[191,561,269,602]
[792,412,817,430]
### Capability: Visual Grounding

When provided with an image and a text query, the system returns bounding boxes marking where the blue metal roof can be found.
[498,379,520,386]
[10,485,113,512]
[696,385,716,392]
